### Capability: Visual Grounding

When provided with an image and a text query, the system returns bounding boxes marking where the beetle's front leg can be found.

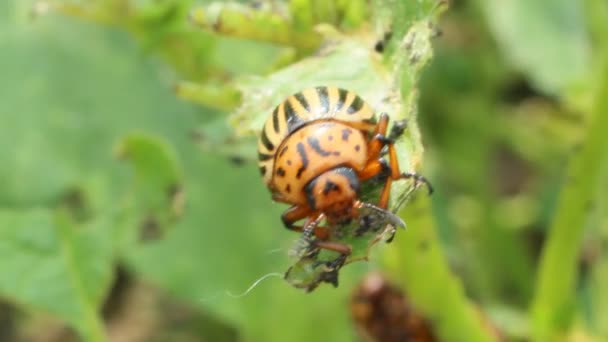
[302,213,352,256]
[281,205,330,240]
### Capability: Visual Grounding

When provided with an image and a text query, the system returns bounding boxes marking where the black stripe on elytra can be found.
[260,131,275,152]
[258,152,273,161]
[284,101,295,122]
[335,88,348,112]
[363,117,377,124]
[347,95,364,114]
[307,136,332,157]
[294,92,311,113]
[296,142,308,179]
[316,86,329,113]
[272,106,280,133]
[284,100,303,133]
[336,167,360,193]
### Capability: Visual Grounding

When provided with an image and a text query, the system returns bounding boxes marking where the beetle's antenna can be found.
[225,272,284,298]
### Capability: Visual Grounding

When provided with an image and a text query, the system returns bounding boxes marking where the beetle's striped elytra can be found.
[257,86,432,256]
[258,86,376,185]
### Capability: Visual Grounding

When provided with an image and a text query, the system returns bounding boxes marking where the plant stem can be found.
[190,5,321,51]
[529,63,608,341]
[383,194,497,342]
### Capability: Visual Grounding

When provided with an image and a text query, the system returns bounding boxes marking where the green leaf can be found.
[115,133,185,239]
[190,2,322,51]
[0,1,498,341]
[481,0,591,94]
[0,209,112,341]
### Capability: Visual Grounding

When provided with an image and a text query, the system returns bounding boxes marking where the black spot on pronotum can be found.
[354,144,360,151]
[307,136,332,156]
[296,142,308,179]
[259,166,266,175]
[287,160,292,165]
[341,128,353,141]
[316,86,329,113]
[276,167,286,177]
[285,184,291,193]
[322,181,340,196]
[336,167,360,193]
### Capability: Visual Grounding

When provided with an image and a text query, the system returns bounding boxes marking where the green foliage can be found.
[0,209,111,341]
[481,0,591,94]
[530,62,608,341]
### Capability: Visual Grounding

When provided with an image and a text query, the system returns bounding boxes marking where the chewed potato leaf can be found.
[114,133,185,240]
[284,175,427,291]
[285,203,406,291]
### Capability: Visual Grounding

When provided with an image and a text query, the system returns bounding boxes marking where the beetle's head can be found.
[305,167,360,224]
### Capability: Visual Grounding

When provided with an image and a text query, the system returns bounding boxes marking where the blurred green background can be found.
[1,0,607,341]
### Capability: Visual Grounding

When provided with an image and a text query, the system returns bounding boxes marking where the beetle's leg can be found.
[313,241,352,255]
[300,213,352,255]
[281,206,330,239]
[366,113,390,160]
[272,192,290,204]
[362,122,433,208]
[357,159,392,208]
[281,205,312,229]
[385,140,434,194]
[358,159,390,181]
[388,118,408,141]
[399,172,434,194]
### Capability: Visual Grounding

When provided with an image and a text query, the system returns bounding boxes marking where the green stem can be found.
[174,81,241,111]
[529,64,608,341]
[383,195,496,342]
[190,5,322,51]
[583,0,608,58]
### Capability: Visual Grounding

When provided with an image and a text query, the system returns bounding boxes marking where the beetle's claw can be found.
[401,172,434,195]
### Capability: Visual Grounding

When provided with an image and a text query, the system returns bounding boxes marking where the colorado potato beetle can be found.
[258,86,431,255]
